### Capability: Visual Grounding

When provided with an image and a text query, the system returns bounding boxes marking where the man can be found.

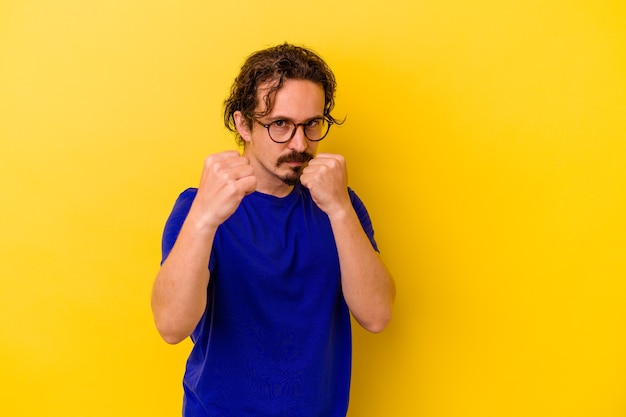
[151,43,395,416]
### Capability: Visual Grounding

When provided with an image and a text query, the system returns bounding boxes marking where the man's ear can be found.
[233,111,251,143]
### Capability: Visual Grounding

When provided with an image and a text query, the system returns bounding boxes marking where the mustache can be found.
[276,152,313,166]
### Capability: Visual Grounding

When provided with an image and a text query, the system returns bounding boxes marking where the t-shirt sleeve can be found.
[348,188,380,253]
[160,188,198,265]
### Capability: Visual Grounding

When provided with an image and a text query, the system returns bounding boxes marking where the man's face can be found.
[238,78,325,195]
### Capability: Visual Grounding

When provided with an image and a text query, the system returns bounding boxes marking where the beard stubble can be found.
[276,151,313,186]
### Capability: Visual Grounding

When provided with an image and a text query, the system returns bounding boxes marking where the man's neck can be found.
[254,181,295,198]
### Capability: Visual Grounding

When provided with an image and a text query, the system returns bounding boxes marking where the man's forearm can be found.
[151,221,215,344]
[329,209,395,333]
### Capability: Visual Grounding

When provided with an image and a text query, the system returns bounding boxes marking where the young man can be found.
[151,43,395,416]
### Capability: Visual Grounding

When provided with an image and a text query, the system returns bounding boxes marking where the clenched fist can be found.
[300,153,351,217]
[188,150,257,230]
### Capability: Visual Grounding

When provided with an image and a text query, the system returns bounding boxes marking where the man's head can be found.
[224,43,340,147]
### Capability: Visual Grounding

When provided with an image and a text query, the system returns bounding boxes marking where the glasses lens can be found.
[304,119,329,141]
[268,120,294,143]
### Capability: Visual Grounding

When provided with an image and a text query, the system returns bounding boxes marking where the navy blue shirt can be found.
[161,184,378,416]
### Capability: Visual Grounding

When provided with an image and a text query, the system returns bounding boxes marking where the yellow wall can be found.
[1,1,625,416]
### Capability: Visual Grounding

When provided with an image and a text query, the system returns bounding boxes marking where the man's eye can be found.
[273,120,287,127]
[305,119,320,127]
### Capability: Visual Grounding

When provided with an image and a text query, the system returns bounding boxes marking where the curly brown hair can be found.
[224,43,342,146]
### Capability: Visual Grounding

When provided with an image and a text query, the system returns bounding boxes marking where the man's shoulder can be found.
[178,187,198,200]
[172,187,198,205]
[166,188,198,217]
[347,187,366,208]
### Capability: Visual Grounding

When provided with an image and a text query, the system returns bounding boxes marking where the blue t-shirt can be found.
[161,184,378,417]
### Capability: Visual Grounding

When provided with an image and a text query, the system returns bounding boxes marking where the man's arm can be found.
[328,206,395,333]
[300,153,395,333]
[151,151,257,344]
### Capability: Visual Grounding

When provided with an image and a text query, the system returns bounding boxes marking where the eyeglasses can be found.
[254,118,333,143]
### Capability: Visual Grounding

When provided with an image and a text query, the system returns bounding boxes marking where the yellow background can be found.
[1,1,625,416]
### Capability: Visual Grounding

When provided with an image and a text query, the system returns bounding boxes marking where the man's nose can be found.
[288,125,308,152]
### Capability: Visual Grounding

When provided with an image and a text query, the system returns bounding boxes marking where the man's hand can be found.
[300,153,350,217]
[189,150,257,230]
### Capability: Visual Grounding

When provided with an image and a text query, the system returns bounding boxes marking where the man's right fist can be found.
[189,150,257,230]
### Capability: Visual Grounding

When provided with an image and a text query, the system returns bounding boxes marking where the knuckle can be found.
[204,155,215,168]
